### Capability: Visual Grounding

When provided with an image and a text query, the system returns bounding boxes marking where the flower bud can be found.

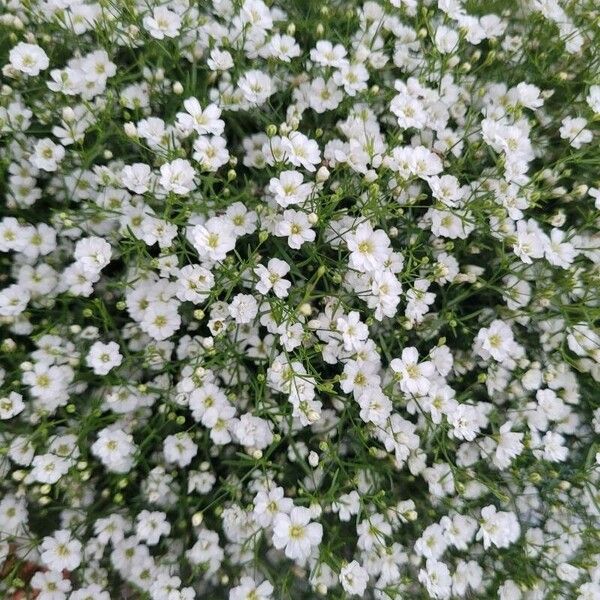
[316,166,330,182]
[124,122,137,138]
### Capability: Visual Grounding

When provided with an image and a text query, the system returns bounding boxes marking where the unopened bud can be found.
[124,122,137,137]
[316,166,330,182]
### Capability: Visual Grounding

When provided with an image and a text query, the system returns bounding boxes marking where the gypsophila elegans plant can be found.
[0,0,600,598]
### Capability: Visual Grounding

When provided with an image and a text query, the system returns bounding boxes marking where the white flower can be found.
[281,132,321,171]
[191,217,236,261]
[177,98,224,136]
[225,202,257,236]
[0,284,30,316]
[345,222,391,273]
[40,529,82,572]
[207,48,234,71]
[336,311,369,352]
[238,70,274,105]
[418,559,452,600]
[339,561,369,596]
[230,413,273,450]
[254,258,291,297]
[229,294,258,324]
[70,585,111,600]
[0,391,25,419]
[31,138,65,171]
[229,577,273,600]
[544,228,577,268]
[434,25,459,54]
[163,433,198,467]
[540,431,568,462]
[268,171,312,207]
[91,427,136,473]
[333,63,369,96]
[9,42,49,76]
[272,506,323,562]
[121,163,152,194]
[391,92,427,129]
[310,40,348,68]
[86,341,123,375]
[31,570,71,598]
[560,116,592,148]
[0,495,28,535]
[331,490,360,522]
[253,486,293,527]
[476,505,520,549]
[390,347,435,396]
[135,510,171,545]
[493,421,524,469]
[140,301,181,340]
[74,236,112,274]
[275,210,316,249]
[192,135,230,171]
[143,6,181,39]
[31,453,70,484]
[159,159,196,195]
[587,85,600,113]
[356,513,392,550]
[475,320,516,362]
[176,265,214,303]
[514,82,544,109]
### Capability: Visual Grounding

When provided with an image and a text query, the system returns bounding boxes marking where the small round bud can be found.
[124,122,137,137]
[1,338,16,352]
[364,169,378,183]
[62,107,75,122]
[307,410,320,423]
[172,81,184,95]
[299,302,312,316]
[316,166,330,182]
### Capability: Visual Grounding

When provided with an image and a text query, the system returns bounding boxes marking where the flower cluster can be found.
[1,0,599,599]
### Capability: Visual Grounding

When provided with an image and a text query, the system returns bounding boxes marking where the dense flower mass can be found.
[0,0,599,598]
